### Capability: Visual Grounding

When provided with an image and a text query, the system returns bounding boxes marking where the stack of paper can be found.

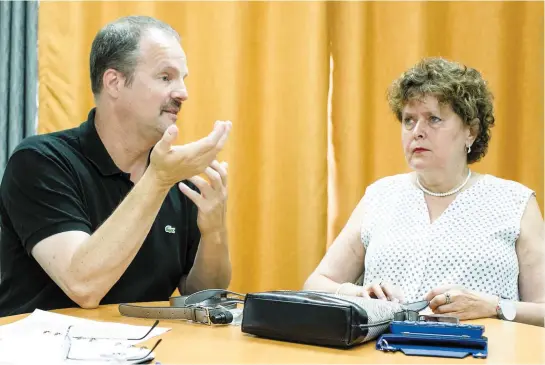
[0,309,170,364]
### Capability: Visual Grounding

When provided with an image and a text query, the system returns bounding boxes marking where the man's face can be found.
[116,28,189,140]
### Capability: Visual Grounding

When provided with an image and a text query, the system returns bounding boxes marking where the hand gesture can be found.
[149,121,231,189]
[179,160,228,235]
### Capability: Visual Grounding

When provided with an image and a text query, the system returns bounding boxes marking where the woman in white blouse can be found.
[304,57,544,327]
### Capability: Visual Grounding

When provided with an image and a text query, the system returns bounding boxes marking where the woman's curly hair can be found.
[387,57,495,164]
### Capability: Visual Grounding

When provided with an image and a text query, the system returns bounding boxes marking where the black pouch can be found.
[241,290,428,348]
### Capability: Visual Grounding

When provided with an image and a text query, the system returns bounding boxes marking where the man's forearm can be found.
[68,169,169,305]
[182,230,231,294]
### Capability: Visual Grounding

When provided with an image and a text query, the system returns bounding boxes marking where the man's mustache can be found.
[162,100,182,113]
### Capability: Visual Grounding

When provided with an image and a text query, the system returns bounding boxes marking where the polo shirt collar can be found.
[79,108,124,177]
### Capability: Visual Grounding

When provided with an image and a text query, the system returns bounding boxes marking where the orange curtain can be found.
[38,1,543,293]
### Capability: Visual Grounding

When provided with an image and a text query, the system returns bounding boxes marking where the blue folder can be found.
[376,320,488,359]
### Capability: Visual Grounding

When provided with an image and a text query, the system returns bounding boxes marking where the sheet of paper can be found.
[0,309,170,364]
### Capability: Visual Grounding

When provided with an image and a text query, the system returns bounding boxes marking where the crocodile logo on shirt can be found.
[164,225,176,234]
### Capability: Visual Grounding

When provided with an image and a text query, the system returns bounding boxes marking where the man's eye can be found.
[430,116,442,123]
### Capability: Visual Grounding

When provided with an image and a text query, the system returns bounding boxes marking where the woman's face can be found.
[401,95,474,172]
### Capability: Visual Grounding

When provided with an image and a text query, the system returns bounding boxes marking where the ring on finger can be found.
[445,292,451,305]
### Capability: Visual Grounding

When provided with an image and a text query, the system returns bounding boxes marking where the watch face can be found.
[500,300,517,321]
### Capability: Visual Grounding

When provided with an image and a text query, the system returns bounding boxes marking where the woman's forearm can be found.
[303,272,343,292]
[513,301,545,327]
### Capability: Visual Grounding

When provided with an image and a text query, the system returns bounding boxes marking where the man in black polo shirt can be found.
[0,16,232,317]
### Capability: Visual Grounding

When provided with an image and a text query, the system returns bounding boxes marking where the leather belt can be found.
[118,289,245,325]
[119,303,216,325]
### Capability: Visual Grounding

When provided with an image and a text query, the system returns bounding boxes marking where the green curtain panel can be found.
[0,1,38,177]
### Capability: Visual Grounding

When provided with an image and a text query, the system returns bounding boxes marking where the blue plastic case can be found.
[376,321,488,359]
[390,320,485,338]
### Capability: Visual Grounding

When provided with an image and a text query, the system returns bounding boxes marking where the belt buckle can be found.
[191,306,212,326]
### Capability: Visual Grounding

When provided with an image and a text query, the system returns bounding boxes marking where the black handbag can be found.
[241,290,428,348]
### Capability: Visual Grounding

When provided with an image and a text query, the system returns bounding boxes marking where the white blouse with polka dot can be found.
[360,173,534,303]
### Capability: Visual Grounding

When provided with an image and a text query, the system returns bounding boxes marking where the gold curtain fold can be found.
[38,1,543,293]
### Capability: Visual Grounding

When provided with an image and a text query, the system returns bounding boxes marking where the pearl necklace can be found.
[416,170,472,197]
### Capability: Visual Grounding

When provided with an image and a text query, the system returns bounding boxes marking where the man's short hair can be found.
[89,15,180,95]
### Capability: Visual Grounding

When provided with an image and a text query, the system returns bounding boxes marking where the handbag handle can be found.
[184,289,246,305]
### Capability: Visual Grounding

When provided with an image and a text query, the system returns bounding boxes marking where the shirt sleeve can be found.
[181,181,201,275]
[1,147,92,255]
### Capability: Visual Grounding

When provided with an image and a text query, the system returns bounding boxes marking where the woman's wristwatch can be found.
[496,296,517,321]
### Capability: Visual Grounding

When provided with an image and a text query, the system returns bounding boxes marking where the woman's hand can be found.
[337,281,405,303]
[425,284,498,320]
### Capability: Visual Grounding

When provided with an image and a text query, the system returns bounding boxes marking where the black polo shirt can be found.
[0,109,201,317]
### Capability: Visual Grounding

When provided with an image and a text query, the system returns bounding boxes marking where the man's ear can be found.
[467,118,480,145]
[102,69,125,98]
